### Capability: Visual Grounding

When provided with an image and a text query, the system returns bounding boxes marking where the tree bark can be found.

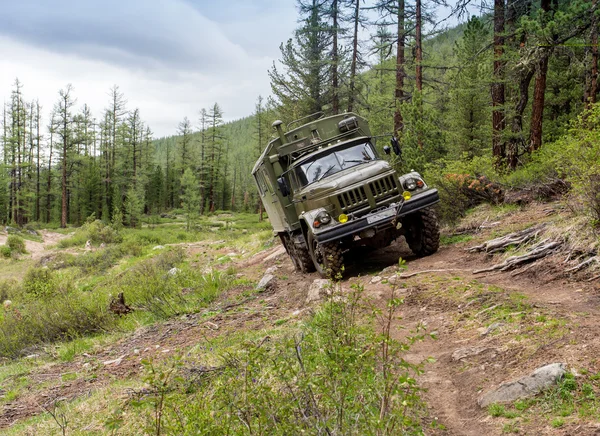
[331,0,340,114]
[347,0,360,112]
[394,0,405,136]
[588,0,599,106]
[415,0,423,150]
[529,0,552,152]
[491,0,506,165]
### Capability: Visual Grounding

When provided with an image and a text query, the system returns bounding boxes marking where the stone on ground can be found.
[306,279,330,303]
[256,274,276,291]
[478,362,567,407]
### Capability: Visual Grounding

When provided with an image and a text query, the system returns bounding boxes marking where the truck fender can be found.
[299,208,329,236]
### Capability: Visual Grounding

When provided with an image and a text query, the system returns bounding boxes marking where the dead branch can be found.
[473,240,562,274]
[565,256,598,273]
[467,224,547,254]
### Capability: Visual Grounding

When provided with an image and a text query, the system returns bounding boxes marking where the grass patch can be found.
[440,233,473,246]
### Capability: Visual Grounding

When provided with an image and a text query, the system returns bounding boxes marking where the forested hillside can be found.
[2,0,599,228]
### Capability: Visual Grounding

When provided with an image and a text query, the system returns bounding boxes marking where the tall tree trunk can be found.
[46,123,53,223]
[491,0,506,165]
[347,0,360,112]
[61,115,68,228]
[331,0,340,114]
[394,0,405,136]
[35,102,41,222]
[507,70,534,168]
[529,0,552,152]
[506,0,533,169]
[588,0,599,106]
[415,0,423,150]
[415,0,423,92]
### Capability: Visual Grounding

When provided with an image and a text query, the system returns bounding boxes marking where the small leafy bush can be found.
[6,235,26,255]
[58,220,122,248]
[23,267,57,299]
[127,282,429,434]
[0,287,114,358]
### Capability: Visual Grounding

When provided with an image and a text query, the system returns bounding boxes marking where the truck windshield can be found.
[294,142,377,188]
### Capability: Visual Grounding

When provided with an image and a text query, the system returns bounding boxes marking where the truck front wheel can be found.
[307,231,344,278]
[404,207,440,257]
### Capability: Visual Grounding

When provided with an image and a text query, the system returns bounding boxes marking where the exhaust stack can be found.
[272,120,287,144]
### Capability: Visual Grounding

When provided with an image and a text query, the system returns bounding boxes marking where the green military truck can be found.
[252,112,440,277]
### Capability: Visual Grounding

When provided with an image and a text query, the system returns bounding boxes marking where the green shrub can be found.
[0,289,115,358]
[0,246,11,258]
[424,155,501,224]
[23,267,57,299]
[6,235,26,255]
[128,283,428,434]
[58,220,122,248]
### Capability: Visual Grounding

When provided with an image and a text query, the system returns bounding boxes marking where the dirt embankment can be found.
[3,202,600,434]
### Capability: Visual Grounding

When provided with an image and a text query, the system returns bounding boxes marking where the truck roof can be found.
[252,112,371,175]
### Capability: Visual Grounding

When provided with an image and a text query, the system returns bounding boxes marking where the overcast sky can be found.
[0,1,478,138]
[0,0,298,137]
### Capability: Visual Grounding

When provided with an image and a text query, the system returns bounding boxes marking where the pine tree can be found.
[269,0,331,120]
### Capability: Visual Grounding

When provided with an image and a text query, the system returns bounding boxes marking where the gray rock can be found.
[452,346,491,361]
[370,276,382,284]
[168,267,180,276]
[152,245,165,250]
[381,265,397,275]
[478,363,567,407]
[306,279,330,303]
[256,274,275,291]
[265,266,279,275]
[387,275,399,285]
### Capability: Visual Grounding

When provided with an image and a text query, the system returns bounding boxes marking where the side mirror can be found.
[277,177,290,197]
[383,145,391,155]
[390,137,401,156]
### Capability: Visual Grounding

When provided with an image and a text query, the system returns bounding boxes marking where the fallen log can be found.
[468,224,546,254]
[473,240,562,274]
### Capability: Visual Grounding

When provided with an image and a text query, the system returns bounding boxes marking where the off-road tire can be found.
[405,207,440,257]
[280,233,315,273]
[307,231,344,278]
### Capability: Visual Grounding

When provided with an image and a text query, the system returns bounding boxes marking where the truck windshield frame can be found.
[290,142,377,190]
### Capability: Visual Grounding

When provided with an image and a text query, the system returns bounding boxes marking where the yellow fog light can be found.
[338,214,348,224]
[402,191,412,201]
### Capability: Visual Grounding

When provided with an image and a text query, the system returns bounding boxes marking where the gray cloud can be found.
[0,0,258,73]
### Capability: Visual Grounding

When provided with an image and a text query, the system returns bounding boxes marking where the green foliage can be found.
[423,155,499,224]
[550,105,600,224]
[6,235,26,255]
[0,278,115,358]
[22,267,56,299]
[127,282,428,435]
[179,168,200,231]
[58,219,122,248]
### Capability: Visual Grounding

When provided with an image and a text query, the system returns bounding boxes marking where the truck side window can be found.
[256,171,267,196]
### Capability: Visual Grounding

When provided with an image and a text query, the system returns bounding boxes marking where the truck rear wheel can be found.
[307,231,344,278]
[405,207,440,257]
[280,233,315,273]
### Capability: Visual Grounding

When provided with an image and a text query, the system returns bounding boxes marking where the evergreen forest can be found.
[2,0,600,228]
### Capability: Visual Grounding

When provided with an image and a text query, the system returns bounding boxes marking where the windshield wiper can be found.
[317,164,337,182]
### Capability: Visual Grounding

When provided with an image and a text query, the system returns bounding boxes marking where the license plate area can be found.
[366,207,396,224]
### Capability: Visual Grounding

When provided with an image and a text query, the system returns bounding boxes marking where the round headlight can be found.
[316,211,331,224]
[404,177,417,191]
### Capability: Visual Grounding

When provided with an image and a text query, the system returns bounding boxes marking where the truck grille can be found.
[369,175,399,201]
[337,175,400,213]
[337,186,368,211]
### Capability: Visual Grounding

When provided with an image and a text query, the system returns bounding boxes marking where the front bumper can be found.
[314,189,439,244]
